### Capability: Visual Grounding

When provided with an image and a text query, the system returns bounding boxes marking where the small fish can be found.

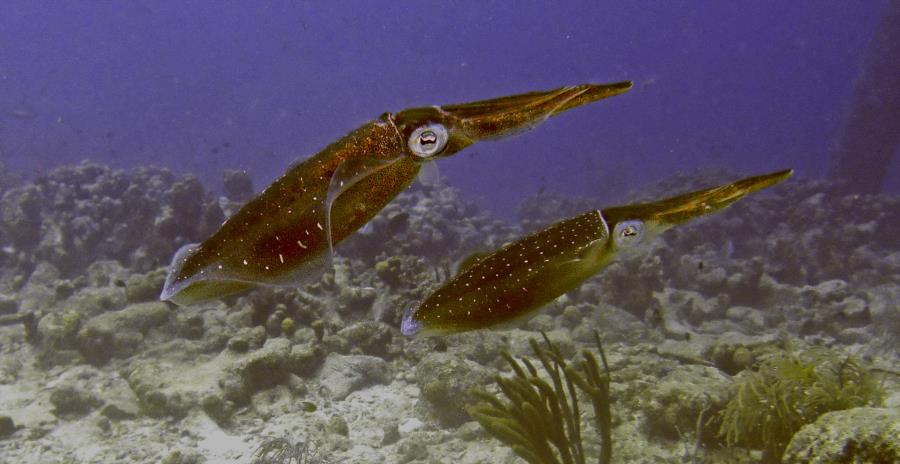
[401,169,793,336]
[160,82,633,304]
[10,108,36,119]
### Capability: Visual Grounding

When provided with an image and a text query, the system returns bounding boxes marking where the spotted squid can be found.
[160,82,633,304]
[402,169,793,336]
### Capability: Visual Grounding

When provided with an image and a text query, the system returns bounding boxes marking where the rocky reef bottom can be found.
[0,162,898,463]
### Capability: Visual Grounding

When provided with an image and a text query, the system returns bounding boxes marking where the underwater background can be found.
[1,1,899,463]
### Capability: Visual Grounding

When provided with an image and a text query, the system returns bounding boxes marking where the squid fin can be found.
[416,161,442,188]
[324,156,403,256]
[160,243,201,303]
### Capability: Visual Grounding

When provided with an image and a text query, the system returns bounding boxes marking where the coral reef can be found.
[0,161,223,283]
[339,182,516,267]
[0,162,898,462]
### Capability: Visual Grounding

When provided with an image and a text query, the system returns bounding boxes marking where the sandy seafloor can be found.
[0,161,898,464]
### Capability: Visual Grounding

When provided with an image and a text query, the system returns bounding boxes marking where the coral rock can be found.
[782,407,900,463]
[415,352,490,427]
[0,415,16,439]
[76,301,171,363]
[219,338,292,404]
[124,269,167,303]
[287,343,325,378]
[317,353,390,401]
[642,365,731,445]
[0,294,18,315]
[336,321,394,357]
[49,384,103,418]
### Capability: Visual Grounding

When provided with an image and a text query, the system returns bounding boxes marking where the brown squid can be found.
[160,82,633,304]
[401,169,793,336]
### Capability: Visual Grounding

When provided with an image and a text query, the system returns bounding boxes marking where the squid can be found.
[160,82,633,304]
[401,169,793,336]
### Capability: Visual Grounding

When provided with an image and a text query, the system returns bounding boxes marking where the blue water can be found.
[0,1,892,215]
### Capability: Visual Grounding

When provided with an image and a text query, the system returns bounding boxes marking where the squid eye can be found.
[408,124,449,158]
[613,220,644,247]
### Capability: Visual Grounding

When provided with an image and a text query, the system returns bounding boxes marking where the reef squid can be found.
[401,169,792,336]
[160,82,633,304]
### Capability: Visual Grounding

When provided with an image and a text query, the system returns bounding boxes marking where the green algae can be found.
[719,346,884,462]
[467,332,613,464]
[252,435,331,464]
